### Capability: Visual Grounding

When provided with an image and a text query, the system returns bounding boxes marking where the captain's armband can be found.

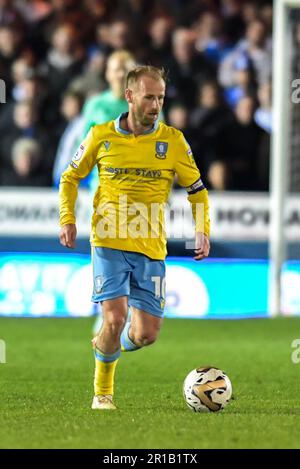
[186,178,205,195]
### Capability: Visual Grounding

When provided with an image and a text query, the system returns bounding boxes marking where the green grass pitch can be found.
[0,316,300,449]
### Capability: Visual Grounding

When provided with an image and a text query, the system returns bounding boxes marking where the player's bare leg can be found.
[96,297,128,352]
[129,307,163,348]
[92,299,162,409]
[118,306,163,352]
[92,297,128,410]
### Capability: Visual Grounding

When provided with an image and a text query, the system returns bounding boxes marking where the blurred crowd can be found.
[0,0,273,191]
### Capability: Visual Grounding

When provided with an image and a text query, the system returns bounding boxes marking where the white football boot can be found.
[91,395,117,410]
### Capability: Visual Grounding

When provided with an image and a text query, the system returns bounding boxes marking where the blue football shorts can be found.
[91,247,166,318]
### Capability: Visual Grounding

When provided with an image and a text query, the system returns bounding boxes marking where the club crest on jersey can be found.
[103,141,111,151]
[155,141,168,159]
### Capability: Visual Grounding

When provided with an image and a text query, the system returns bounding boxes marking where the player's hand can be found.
[194,232,210,261]
[59,224,77,249]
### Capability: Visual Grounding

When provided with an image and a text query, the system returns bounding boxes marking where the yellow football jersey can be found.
[59,114,210,260]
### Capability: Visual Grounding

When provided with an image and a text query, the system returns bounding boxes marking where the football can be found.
[183,367,232,412]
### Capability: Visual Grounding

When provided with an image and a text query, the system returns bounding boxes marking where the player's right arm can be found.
[59,127,98,248]
[59,223,77,249]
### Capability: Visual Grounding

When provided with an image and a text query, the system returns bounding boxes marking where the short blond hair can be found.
[106,49,135,68]
[126,65,166,88]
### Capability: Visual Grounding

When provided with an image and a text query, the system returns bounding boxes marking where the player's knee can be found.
[133,332,158,347]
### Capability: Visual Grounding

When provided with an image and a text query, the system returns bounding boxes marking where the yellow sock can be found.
[94,348,120,396]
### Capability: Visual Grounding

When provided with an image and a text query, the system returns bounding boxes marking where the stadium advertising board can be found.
[0,253,299,318]
[1,188,300,240]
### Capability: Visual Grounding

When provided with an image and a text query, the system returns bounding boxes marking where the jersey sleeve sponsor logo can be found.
[155,141,168,159]
[73,144,85,161]
[186,144,195,162]
[70,161,78,169]
[184,137,195,161]
[187,178,205,194]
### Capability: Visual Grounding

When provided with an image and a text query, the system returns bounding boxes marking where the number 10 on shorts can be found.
[151,276,166,299]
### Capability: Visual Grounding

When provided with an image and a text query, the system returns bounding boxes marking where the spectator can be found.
[84,0,115,25]
[190,80,233,178]
[219,18,272,89]
[92,22,113,56]
[254,80,272,133]
[0,24,23,96]
[166,27,216,110]
[0,1,273,191]
[209,95,269,191]
[43,23,84,100]
[41,0,92,45]
[141,14,173,67]
[167,101,199,189]
[221,0,245,44]
[0,100,54,185]
[1,137,47,186]
[241,1,259,26]
[52,90,85,187]
[82,49,136,137]
[260,3,273,36]
[167,101,189,130]
[15,0,52,24]
[71,50,106,98]
[11,56,36,94]
[223,52,257,108]
[108,18,134,52]
[0,73,54,134]
[168,101,198,151]
[0,0,24,27]
[194,11,229,65]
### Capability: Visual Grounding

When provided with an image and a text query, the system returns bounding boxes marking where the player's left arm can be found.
[174,133,210,261]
